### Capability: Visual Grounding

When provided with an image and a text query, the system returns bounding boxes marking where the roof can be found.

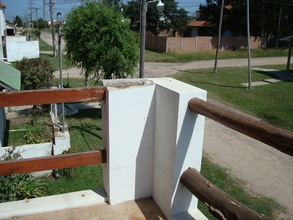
[6,23,16,29]
[188,20,216,28]
[0,61,21,91]
[0,2,6,8]
[225,4,233,10]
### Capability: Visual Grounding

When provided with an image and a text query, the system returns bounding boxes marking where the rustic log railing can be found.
[189,97,293,157]
[0,87,107,176]
[182,97,293,219]
[180,168,271,220]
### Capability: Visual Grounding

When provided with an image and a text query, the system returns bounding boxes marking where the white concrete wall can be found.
[0,8,5,37]
[0,7,5,59]
[6,40,39,62]
[6,36,26,43]
[0,143,52,176]
[102,78,207,220]
[102,79,156,204]
[152,78,206,220]
[0,107,5,147]
[53,128,70,155]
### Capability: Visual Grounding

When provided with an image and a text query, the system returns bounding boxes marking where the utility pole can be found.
[43,0,46,19]
[35,8,40,29]
[214,0,224,73]
[49,0,57,57]
[29,0,34,30]
[247,0,251,89]
[276,4,283,49]
[139,0,147,78]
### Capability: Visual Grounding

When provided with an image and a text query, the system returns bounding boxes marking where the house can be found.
[6,21,16,36]
[0,61,21,147]
[188,20,216,37]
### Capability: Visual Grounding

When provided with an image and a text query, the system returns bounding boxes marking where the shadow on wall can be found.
[211,36,267,50]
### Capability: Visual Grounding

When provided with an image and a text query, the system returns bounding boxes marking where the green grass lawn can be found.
[172,64,293,131]
[40,54,73,71]
[39,38,53,51]
[6,110,53,146]
[199,157,284,219]
[52,78,99,88]
[145,48,289,63]
[46,108,103,194]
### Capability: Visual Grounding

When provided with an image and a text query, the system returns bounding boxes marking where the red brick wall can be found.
[146,36,267,52]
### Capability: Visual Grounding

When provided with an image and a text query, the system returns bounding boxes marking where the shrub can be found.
[0,147,49,203]
[33,29,41,39]
[0,173,49,202]
[16,58,54,90]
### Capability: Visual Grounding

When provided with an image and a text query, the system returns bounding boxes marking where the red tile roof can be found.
[0,2,6,8]
[188,21,215,28]
[225,4,233,10]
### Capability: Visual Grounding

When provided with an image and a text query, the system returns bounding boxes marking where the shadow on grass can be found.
[66,108,102,151]
[194,81,245,89]
[254,70,282,79]
[67,108,102,120]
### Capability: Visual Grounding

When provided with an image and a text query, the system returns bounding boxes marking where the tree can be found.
[123,0,189,36]
[199,0,293,44]
[13,15,23,27]
[63,1,139,85]
[33,19,48,29]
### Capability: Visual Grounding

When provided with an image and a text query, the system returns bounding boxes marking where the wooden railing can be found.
[181,168,271,220]
[0,87,107,176]
[189,98,293,156]
[1,88,292,219]
[180,97,293,220]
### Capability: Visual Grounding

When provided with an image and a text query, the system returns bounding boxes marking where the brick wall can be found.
[146,36,267,52]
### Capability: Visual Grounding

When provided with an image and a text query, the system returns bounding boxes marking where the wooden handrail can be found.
[0,87,106,107]
[189,98,293,157]
[180,168,271,220]
[0,150,106,176]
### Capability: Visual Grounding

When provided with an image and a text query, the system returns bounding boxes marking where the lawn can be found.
[172,64,293,131]
[39,38,53,51]
[199,157,284,219]
[145,48,288,63]
[46,108,104,194]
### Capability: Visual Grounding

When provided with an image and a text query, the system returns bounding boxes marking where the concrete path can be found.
[51,57,288,79]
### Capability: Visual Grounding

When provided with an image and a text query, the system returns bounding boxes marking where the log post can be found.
[180,168,272,220]
[188,98,293,157]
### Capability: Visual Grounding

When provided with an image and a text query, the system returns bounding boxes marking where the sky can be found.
[1,0,206,21]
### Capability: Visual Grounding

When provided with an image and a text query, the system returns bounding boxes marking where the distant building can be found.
[6,21,16,36]
[188,20,216,37]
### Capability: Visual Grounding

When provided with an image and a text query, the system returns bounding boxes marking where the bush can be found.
[0,173,49,202]
[33,29,41,39]
[16,58,54,90]
[0,148,49,203]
